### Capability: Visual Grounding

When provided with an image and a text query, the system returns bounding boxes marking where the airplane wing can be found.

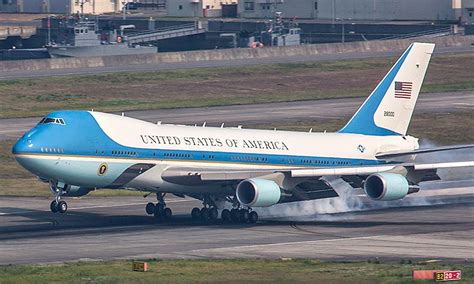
[162,161,474,184]
[375,144,474,159]
[161,161,474,203]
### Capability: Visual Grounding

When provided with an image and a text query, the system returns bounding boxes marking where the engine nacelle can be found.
[63,185,92,197]
[364,173,410,201]
[236,178,281,207]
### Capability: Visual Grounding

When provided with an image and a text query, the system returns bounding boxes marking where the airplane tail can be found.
[338,42,435,136]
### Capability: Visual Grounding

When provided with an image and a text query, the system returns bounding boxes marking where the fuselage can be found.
[12,110,418,194]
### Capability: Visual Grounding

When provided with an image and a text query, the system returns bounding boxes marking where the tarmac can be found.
[1,91,472,141]
[0,181,473,265]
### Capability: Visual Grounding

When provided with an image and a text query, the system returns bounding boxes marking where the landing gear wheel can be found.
[221,209,231,222]
[145,202,155,215]
[249,211,258,224]
[164,207,173,220]
[154,204,164,220]
[209,207,218,221]
[239,209,249,223]
[200,208,210,220]
[57,201,68,214]
[230,208,239,223]
[50,201,58,213]
[191,207,201,221]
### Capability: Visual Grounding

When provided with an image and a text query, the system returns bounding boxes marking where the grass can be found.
[0,259,472,283]
[0,52,473,118]
[1,111,472,197]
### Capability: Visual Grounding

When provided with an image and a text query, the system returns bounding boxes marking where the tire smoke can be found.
[257,140,473,220]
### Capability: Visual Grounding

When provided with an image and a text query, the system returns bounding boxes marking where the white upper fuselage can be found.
[12,111,418,194]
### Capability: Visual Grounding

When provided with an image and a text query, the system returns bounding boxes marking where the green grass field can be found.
[0,259,472,284]
[0,52,473,118]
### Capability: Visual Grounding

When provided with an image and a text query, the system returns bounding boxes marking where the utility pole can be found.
[122,1,127,20]
[47,15,51,45]
[79,0,85,16]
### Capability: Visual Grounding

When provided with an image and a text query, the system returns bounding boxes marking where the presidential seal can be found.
[97,162,108,176]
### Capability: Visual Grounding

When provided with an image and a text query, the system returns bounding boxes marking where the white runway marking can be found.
[0,199,192,216]
[189,234,386,252]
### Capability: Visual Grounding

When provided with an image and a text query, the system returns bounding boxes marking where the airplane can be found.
[12,42,474,224]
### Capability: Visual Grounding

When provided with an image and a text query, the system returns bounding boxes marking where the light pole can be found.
[336,18,352,43]
[122,1,127,20]
[336,17,344,43]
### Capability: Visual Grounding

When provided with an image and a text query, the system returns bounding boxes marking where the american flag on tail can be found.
[394,81,413,99]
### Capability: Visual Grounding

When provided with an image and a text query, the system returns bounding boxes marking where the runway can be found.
[1,91,472,140]
[1,46,473,81]
[0,181,473,265]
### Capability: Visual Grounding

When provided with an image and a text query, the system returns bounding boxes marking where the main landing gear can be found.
[145,192,172,221]
[49,182,67,214]
[190,206,219,221]
[221,208,258,224]
[190,196,258,224]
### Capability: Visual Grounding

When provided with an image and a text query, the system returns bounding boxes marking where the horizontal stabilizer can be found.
[376,144,474,159]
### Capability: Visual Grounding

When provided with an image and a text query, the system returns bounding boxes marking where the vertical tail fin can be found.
[339,42,435,136]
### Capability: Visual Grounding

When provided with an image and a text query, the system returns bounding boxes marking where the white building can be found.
[237,0,464,21]
[0,0,122,14]
[166,0,237,17]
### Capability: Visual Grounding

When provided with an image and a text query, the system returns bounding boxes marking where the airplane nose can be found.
[12,137,34,155]
[13,128,38,155]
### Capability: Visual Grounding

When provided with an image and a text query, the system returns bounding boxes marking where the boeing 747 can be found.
[12,43,473,223]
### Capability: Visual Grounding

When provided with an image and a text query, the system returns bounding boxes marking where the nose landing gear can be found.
[49,182,68,214]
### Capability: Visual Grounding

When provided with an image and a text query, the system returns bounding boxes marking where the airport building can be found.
[462,0,474,24]
[166,0,237,17]
[237,0,473,22]
[0,0,122,14]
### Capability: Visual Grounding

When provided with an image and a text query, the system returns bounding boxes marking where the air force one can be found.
[12,43,474,223]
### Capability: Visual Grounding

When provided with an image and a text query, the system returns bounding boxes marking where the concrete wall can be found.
[1,35,473,72]
[238,0,456,21]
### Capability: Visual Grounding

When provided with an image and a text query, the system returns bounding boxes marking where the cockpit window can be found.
[39,117,66,125]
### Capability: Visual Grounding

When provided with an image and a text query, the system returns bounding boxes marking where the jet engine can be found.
[236,178,281,207]
[63,185,92,197]
[364,173,414,201]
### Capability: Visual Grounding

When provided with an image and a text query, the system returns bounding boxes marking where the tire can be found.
[209,207,218,220]
[200,208,210,220]
[230,209,239,222]
[50,201,58,213]
[239,209,249,223]
[154,204,164,220]
[191,207,201,220]
[57,201,68,214]
[249,211,258,224]
[145,202,155,215]
[164,207,172,220]
[221,209,231,222]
